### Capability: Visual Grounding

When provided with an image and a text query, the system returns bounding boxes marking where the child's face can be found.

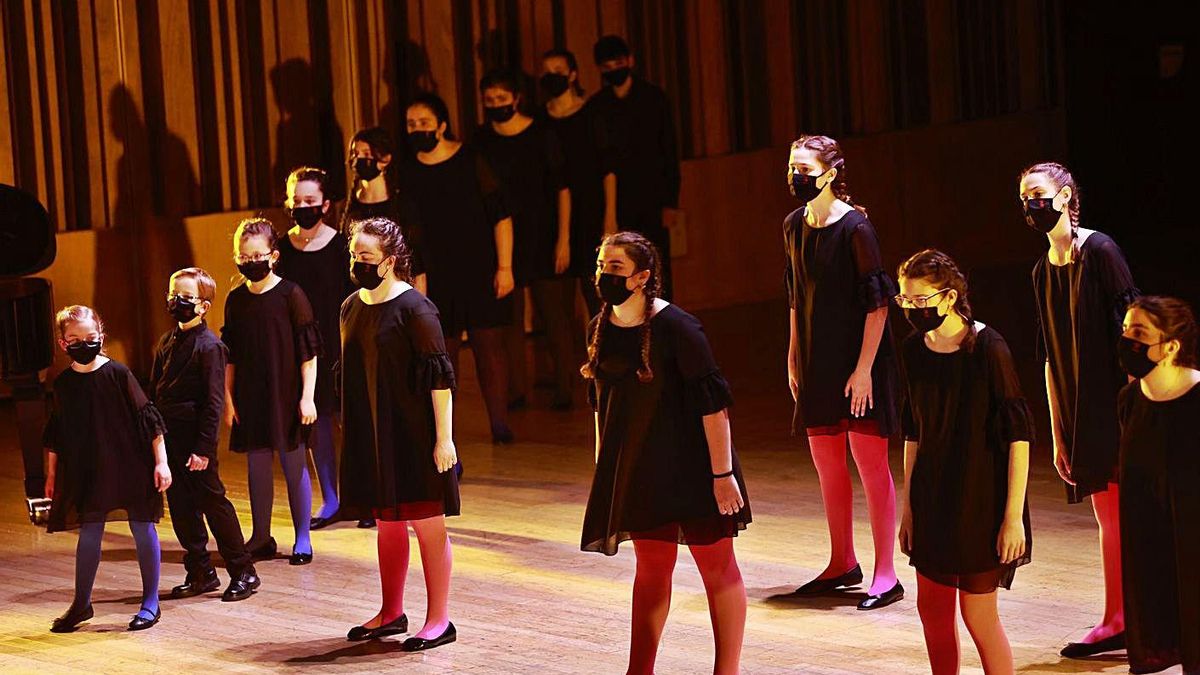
[59,319,101,352]
[234,235,276,264]
[169,276,208,317]
[286,179,328,210]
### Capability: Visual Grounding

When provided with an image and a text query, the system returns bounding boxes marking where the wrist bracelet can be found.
[712,469,734,479]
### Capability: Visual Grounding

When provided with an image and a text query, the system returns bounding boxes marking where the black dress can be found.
[542,103,611,277]
[582,304,750,556]
[277,232,356,415]
[900,326,1034,593]
[1032,232,1138,502]
[43,360,167,532]
[476,119,567,285]
[221,278,323,452]
[341,195,426,276]
[1117,380,1200,675]
[398,145,512,335]
[783,207,900,438]
[339,289,460,521]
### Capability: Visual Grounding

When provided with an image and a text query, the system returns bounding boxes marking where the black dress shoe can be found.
[794,565,864,596]
[401,622,456,652]
[289,550,313,566]
[50,604,94,633]
[310,514,339,530]
[857,581,905,610]
[222,570,261,602]
[346,614,409,641]
[1060,632,1126,658]
[128,607,161,631]
[170,569,220,598]
[357,518,376,529]
[248,537,278,561]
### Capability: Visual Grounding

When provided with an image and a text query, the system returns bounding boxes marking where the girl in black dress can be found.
[782,135,902,609]
[896,250,1033,675]
[477,68,577,411]
[276,167,361,529]
[44,305,172,632]
[339,217,459,652]
[1116,296,1200,675]
[400,93,515,443]
[540,47,617,319]
[340,126,426,294]
[1020,161,1138,656]
[581,231,750,675]
[222,217,321,565]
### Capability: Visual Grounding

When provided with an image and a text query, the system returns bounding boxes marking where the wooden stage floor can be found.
[0,301,1170,674]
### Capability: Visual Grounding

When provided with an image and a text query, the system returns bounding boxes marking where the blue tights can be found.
[73,520,160,621]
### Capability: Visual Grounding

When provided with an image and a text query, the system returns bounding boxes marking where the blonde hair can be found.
[170,267,218,302]
[55,305,105,340]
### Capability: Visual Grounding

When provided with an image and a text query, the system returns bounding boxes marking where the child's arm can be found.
[998,440,1030,564]
[45,451,57,499]
[703,409,743,516]
[899,439,918,555]
[224,364,238,427]
[431,388,455,473]
[299,357,317,425]
[151,434,171,492]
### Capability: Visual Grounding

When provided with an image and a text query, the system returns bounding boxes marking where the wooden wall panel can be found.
[762,0,796,146]
[0,5,14,184]
[561,0,601,92]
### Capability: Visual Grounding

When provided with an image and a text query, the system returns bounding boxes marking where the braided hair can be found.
[790,134,867,216]
[348,216,414,282]
[580,231,663,383]
[1019,161,1081,262]
[897,248,979,352]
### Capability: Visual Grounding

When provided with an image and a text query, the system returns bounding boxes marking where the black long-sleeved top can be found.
[587,77,681,218]
[149,320,227,458]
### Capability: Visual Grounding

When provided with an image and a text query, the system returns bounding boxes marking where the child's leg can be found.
[807,430,858,577]
[410,516,453,639]
[366,519,411,627]
[1082,482,1125,642]
[278,445,313,555]
[128,520,161,620]
[688,538,746,675]
[960,588,1013,674]
[629,539,678,675]
[245,449,275,549]
[70,521,106,610]
[310,414,339,520]
[191,456,253,578]
[916,572,961,675]
[848,430,898,595]
[165,452,212,579]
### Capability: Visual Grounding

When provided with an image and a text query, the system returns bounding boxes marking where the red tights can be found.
[917,572,1013,674]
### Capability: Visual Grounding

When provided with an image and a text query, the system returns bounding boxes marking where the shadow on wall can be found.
[379,39,436,142]
[270,58,347,204]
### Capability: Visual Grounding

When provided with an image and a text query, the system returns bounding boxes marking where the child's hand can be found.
[224,403,239,428]
[433,439,457,473]
[154,462,173,492]
[186,454,210,471]
[299,398,317,425]
[44,472,55,500]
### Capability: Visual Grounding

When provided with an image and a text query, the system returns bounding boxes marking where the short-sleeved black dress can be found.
[399,145,512,335]
[338,289,460,521]
[582,304,750,556]
[1032,232,1139,503]
[900,325,1034,593]
[783,207,900,438]
[43,360,167,532]
[221,278,323,452]
[1117,380,1200,675]
[541,103,611,277]
[277,232,355,415]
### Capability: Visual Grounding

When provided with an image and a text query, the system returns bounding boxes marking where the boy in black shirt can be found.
[150,267,259,601]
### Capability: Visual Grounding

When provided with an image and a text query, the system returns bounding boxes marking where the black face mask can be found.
[904,306,947,334]
[1022,197,1061,233]
[167,296,199,324]
[484,104,517,123]
[788,164,837,203]
[596,272,635,306]
[408,130,439,154]
[353,157,381,182]
[540,73,570,98]
[66,340,102,365]
[289,205,324,230]
[351,260,388,290]
[237,260,272,282]
[601,67,631,87]
[1117,336,1165,379]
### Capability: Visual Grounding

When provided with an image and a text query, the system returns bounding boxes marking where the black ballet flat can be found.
[289,550,313,566]
[1060,632,1126,658]
[857,581,904,610]
[310,514,339,530]
[170,569,220,598]
[248,537,278,561]
[401,622,456,652]
[222,570,261,602]
[794,564,864,596]
[357,518,377,529]
[128,606,161,631]
[50,604,94,633]
[347,613,409,641]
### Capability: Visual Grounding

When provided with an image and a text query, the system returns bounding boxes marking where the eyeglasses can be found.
[894,288,949,309]
[234,253,273,264]
[167,293,202,304]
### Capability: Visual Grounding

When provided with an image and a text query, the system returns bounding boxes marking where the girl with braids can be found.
[782,134,902,610]
[276,167,364,529]
[580,231,750,675]
[1021,161,1138,657]
[339,217,459,651]
[1116,296,1200,675]
[896,249,1033,674]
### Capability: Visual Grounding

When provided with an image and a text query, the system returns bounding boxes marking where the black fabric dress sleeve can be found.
[850,218,896,313]
[287,283,323,363]
[1031,261,1048,363]
[123,366,166,445]
[545,126,568,193]
[783,213,798,309]
[148,336,165,402]
[475,151,511,225]
[983,331,1035,446]
[1092,236,1140,326]
[195,340,228,458]
[899,339,919,442]
[407,303,456,392]
[220,291,240,365]
[591,106,616,177]
[398,194,426,277]
[673,312,733,416]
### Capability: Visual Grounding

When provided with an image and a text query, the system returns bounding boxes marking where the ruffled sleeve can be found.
[672,310,733,416]
[850,218,896,313]
[686,370,735,416]
[122,366,166,443]
[407,300,457,392]
[1090,235,1139,327]
[982,329,1036,446]
[995,398,1035,445]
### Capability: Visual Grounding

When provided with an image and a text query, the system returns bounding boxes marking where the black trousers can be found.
[164,421,252,579]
